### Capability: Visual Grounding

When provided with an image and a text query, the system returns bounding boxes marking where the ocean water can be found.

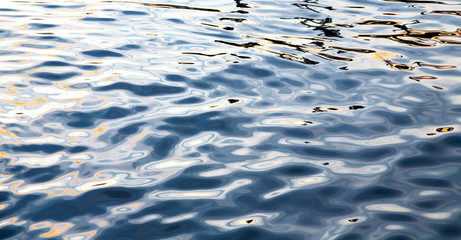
[0,0,461,239]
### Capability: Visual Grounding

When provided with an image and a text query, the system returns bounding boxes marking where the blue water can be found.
[0,0,461,239]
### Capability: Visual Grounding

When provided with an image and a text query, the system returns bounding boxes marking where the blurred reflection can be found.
[1,0,461,239]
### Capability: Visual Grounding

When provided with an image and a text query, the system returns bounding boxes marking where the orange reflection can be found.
[373,52,414,70]
[0,203,9,211]
[429,10,461,16]
[87,171,113,181]
[41,223,73,237]
[409,76,437,81]
[0,174,13,184]
[58,98,84,104]
[5,172,79,196]
[416,62,456,69]
[93,124,106,136]
[0,97,47,106]
[31,221,52,230]
[437,127,454,132]
[0,217,18,227]
[31,221,73,237]
[135,131,148,140]
[360,20,400,25]
[64,231,95,240]
[358,28,461,47]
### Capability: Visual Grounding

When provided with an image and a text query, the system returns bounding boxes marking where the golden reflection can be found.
[31,221,73,237]
[87,171,113,181]
[0,127,18,139]
[315,52,353,61]
[41,222,73,237]
[0,217,18,227]
[216,33,361,64]
[429,10,461,16]
[409,76,437,81]
[133,131,148,141]
[68,137,81,142]
[0,97,47,106]
[7,82,26,95]
[0,203,9,211]
[358,29,461,47]
[64,231,95,240]
[437,127,454,132]
[31,221,52,230]
[360,20,400,25]
[92,124,106,136]
[329,46,375,53]
[372,51,414,70]
[220,18,246,22]
[415,62,456,69]
[0,174,12,183]
[3,172,80,196]
[201,23,234,31]
[183,52,227,57]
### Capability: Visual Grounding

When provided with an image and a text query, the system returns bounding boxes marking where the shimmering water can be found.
[0,0,461,239]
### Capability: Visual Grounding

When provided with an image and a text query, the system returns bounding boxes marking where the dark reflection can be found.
[37,4,86,9]
[162,172,224,190]
[234,0,249,8]
[413,199,452,210]
[408,178,452,187]
[159,111,252,137]
[293,0,334,12]
[121,10,148,15]
[384,234,416,240]
[81,49,123,57]
[432,222,461,239]
[80,17,116,22]
[351,186,403,202]
[195,228,304,240]
[28,35,70,43]
[99,219,208,240]
[33,106,148,128]
[5,165,65,184]
[107,122,147,144]
[19,43,55,49]
[0,143,88,154]
[116,44,141,50]
[103,1,221,12]
[429,10,461,16]
[358,29,461,47]
[31,71,80,81]
[272,165,320,176]
[94,82,185,96]
[24,187,146,221]
[378,213,417,222]
[173,97,204,104]
[0,226,23,240]
[28,23,59,29]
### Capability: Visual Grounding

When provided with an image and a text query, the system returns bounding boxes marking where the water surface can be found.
[1,0,461,239]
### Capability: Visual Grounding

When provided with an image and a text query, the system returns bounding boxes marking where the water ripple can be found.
[0,0,461,239]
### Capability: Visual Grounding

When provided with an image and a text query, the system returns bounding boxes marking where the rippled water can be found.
[1,0,461,239]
